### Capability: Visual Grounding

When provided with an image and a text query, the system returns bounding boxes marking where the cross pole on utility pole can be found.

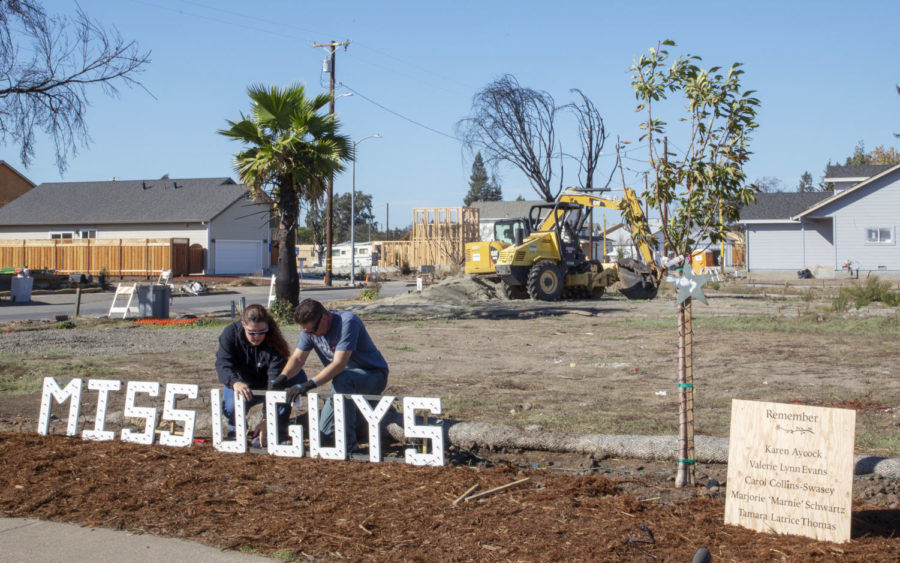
[313,40,350,287]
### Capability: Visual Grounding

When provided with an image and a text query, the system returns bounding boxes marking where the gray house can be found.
[739,164,900,277]
[0,177,272,275]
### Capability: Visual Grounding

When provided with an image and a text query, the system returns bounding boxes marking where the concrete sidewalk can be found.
[0,518,268,562]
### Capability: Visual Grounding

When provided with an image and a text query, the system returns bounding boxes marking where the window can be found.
[49,232,74,239]
[79,230,96,239]
[358,248,368,255]
[865,227,894,245]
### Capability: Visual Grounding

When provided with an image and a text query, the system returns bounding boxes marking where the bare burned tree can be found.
[566,88,607,189]
[457,74,558,202]
[0,1,150,173]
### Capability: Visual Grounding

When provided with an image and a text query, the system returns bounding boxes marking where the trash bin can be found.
[136,284,171,318]
[10,275,34,303]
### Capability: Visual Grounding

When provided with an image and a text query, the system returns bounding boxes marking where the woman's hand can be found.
[232,381,252,401]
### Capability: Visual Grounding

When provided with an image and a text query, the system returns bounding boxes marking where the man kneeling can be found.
[282,298,389,452]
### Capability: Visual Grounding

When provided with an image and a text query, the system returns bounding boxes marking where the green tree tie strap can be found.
[678,458,696,465]
[678,383,693,389]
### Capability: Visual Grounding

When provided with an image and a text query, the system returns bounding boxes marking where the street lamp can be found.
[351,134,382,285]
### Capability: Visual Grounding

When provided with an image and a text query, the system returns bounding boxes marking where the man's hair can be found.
[294,298,326,325]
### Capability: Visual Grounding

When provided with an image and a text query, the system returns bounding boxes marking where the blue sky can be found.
[8,0,899,230]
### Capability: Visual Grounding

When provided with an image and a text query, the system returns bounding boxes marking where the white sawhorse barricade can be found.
[701,266,723,282]
[267,274,276,307]
[108,283,139,318]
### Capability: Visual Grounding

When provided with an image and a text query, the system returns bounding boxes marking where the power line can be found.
[340,83,460,142]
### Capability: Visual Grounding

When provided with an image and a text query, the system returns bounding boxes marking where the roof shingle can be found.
[0,178,258,225]
[738,192,830,221]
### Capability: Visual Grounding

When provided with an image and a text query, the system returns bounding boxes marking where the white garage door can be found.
[215,240,262,274]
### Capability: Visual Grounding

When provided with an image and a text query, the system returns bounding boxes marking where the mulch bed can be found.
[0,433,897,561]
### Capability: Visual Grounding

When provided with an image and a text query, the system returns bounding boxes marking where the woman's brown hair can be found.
[242,304,290,360]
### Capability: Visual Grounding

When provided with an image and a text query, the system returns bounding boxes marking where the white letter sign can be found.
[38,377,82,436]
[82,379,121,441]
[403,397,444,466]
[120,381,160,445]
[265,391,304,458]
[158,383,198,447]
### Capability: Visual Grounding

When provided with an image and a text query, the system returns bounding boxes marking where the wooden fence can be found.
[409,207,479,268]
[290,206,479,271]
[0,238,203,277]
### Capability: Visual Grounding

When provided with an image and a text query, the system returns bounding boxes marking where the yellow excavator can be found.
[492,188,663,301]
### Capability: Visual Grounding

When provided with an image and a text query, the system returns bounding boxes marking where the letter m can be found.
[38,377,82,436]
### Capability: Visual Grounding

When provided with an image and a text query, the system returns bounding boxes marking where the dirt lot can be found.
[1,275,899,559]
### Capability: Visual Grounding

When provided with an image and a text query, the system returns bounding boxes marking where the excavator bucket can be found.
[616,258,659,300]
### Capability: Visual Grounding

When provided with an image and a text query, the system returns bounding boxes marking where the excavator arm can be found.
[556,188,663,300]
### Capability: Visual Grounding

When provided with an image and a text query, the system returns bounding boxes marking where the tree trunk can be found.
[675,297,696,487]
[276,180,300,307]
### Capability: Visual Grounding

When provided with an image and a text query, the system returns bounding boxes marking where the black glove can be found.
[268,373,288,390]
[285,380,317,404]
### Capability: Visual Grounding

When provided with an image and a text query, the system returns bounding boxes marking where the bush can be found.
[359,287,380,301]
[269,299,296,325]
[98,268,109,290]
[832,276,900,311]
[54,321,76,329]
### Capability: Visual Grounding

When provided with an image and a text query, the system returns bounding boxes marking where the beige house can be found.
[0,161,36,208]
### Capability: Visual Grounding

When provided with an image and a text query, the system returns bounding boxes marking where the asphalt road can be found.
[0,280,412,323]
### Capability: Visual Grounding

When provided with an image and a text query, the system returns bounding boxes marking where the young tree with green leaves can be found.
[219,84,352,307]
[629,40,760,487]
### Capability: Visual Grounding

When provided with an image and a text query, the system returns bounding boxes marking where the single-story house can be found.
[0,160,36,208]
[738,164,900,277]
[0,177,272,275]
[468,199,538,242]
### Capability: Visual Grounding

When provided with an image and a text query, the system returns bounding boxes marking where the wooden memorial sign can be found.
[725,399,855,543]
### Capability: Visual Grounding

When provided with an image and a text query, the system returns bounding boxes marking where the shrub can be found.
[269,299,296,325]
[359,287,380,301]
[54,321,76,329]
[832,276,900,311]
[98,268,109,290]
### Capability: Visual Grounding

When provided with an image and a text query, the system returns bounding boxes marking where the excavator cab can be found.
[464,217,531,275]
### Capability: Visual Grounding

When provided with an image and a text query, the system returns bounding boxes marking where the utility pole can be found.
[313,40,349,286]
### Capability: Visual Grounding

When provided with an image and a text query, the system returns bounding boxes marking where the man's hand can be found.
[268,374,288,390]
[285,380,317,404]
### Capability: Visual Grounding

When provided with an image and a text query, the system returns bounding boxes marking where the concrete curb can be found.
[385,419,900,478]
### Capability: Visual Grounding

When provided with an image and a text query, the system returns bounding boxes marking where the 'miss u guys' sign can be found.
[37,377,445,466]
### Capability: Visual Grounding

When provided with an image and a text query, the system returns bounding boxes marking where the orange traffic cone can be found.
[365,273,369,282]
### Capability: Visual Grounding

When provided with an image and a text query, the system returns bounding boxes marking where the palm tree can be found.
[219,84,352,306]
